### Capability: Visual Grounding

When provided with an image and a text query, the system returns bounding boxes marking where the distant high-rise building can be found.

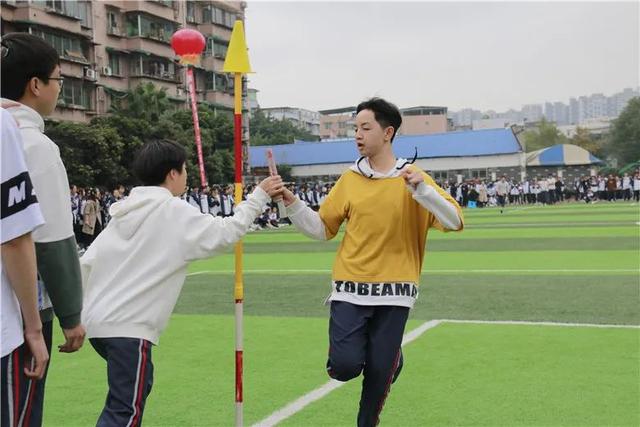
[521,104,543,122]
[452,87,638,128]
[553,102,568,125]
[448,108,482,127]
[569,97,579,125]
[544,102,555,121]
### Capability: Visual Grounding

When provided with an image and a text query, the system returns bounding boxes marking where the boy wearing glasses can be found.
[280,98,463,427]
[1,33,85,425]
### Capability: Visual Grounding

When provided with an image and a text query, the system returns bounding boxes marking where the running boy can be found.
[81,140,283,426]
[280,98,463,427]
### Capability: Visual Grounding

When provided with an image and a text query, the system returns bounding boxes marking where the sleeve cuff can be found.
[286,198,307,216]
[412,181,435,199]
[250,186,270,205]
[57,312,82,329]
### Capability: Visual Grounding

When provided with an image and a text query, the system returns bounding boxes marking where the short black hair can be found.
[1,33,60,101]
[356,97,402,142]
[132,140,187,186]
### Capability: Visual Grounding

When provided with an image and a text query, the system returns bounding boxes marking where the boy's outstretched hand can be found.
[258,175,284,197]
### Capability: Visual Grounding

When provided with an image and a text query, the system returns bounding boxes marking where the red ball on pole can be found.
[171,27,208,185]
[171,28,205,65]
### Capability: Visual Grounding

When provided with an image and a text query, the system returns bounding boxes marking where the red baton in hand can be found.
[266,149,288,219]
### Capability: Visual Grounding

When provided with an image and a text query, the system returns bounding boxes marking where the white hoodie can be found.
[81,185,270,344]
[2,100,74,243]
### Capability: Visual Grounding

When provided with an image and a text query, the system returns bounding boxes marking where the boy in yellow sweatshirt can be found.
[281,98,463,427]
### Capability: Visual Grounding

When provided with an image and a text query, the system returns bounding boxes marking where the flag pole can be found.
[223,20,252,427]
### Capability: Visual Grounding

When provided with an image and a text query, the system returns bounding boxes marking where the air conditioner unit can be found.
[84,68,97,79]
[102,66,112,76]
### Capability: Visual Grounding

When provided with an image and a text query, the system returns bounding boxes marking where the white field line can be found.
[251,318,638,427]
[467,221,637,227]
[251,320,442,427]
[441,319,640,329]
[187,268,638,277]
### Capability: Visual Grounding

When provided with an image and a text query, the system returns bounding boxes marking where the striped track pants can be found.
[1,345,38,427]
[90,337,154,427]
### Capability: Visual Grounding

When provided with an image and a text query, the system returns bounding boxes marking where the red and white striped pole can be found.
[170,29,207,186]
[223,20,252,427]
[232,71,244,425]
[186,67,207,186]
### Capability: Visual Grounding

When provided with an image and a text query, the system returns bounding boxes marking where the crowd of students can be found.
[437,171,640,209]
[70,170,640,241]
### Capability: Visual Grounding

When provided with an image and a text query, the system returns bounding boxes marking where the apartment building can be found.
[319,106,356,140]
[262,106,320,136]
[398,106,448,135]
[1,0,247,122]
[319,105,449,140]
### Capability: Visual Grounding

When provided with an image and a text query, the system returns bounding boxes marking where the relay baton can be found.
[266,149,288,219]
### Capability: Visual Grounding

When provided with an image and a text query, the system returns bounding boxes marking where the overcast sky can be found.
[244,1,639,112]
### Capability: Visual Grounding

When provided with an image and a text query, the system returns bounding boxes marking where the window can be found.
[107,10,120,34]
[126,13,176,42]
[131,55,176,80]
[225,11,236,28]
[77,1,91,27]
[470,169,488,179]
[108,53,121,75]
[186,2,197,23]
[207,72,233,94]
[214,41,228,59]
[215,73,227,91]
[59,78,91,108]
[214,8,224,25]
[32,29,86,61]
[44,0,80,18]
[204,37,228,58]
[202,6,211,23]
[202,6,236,28]
[432,171,449,181]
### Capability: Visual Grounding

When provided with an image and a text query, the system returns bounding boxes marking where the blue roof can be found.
[527,144,603,166]
[249,128,522,168]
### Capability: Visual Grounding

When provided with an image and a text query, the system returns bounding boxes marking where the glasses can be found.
[48,77,64,88]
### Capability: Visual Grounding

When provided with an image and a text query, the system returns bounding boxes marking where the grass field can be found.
[44,202,639,426]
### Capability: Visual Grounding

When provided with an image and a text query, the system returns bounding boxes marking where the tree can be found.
[607,97,640,165]
[110,82,171,123]
[44,83,242,188]
[166,105,235,185]
[90,115,153,185]
[250,109,319,146]
[276,164,293,182]
[521,118,569,152]
[570,126,602,157]
[47,121,126,188]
